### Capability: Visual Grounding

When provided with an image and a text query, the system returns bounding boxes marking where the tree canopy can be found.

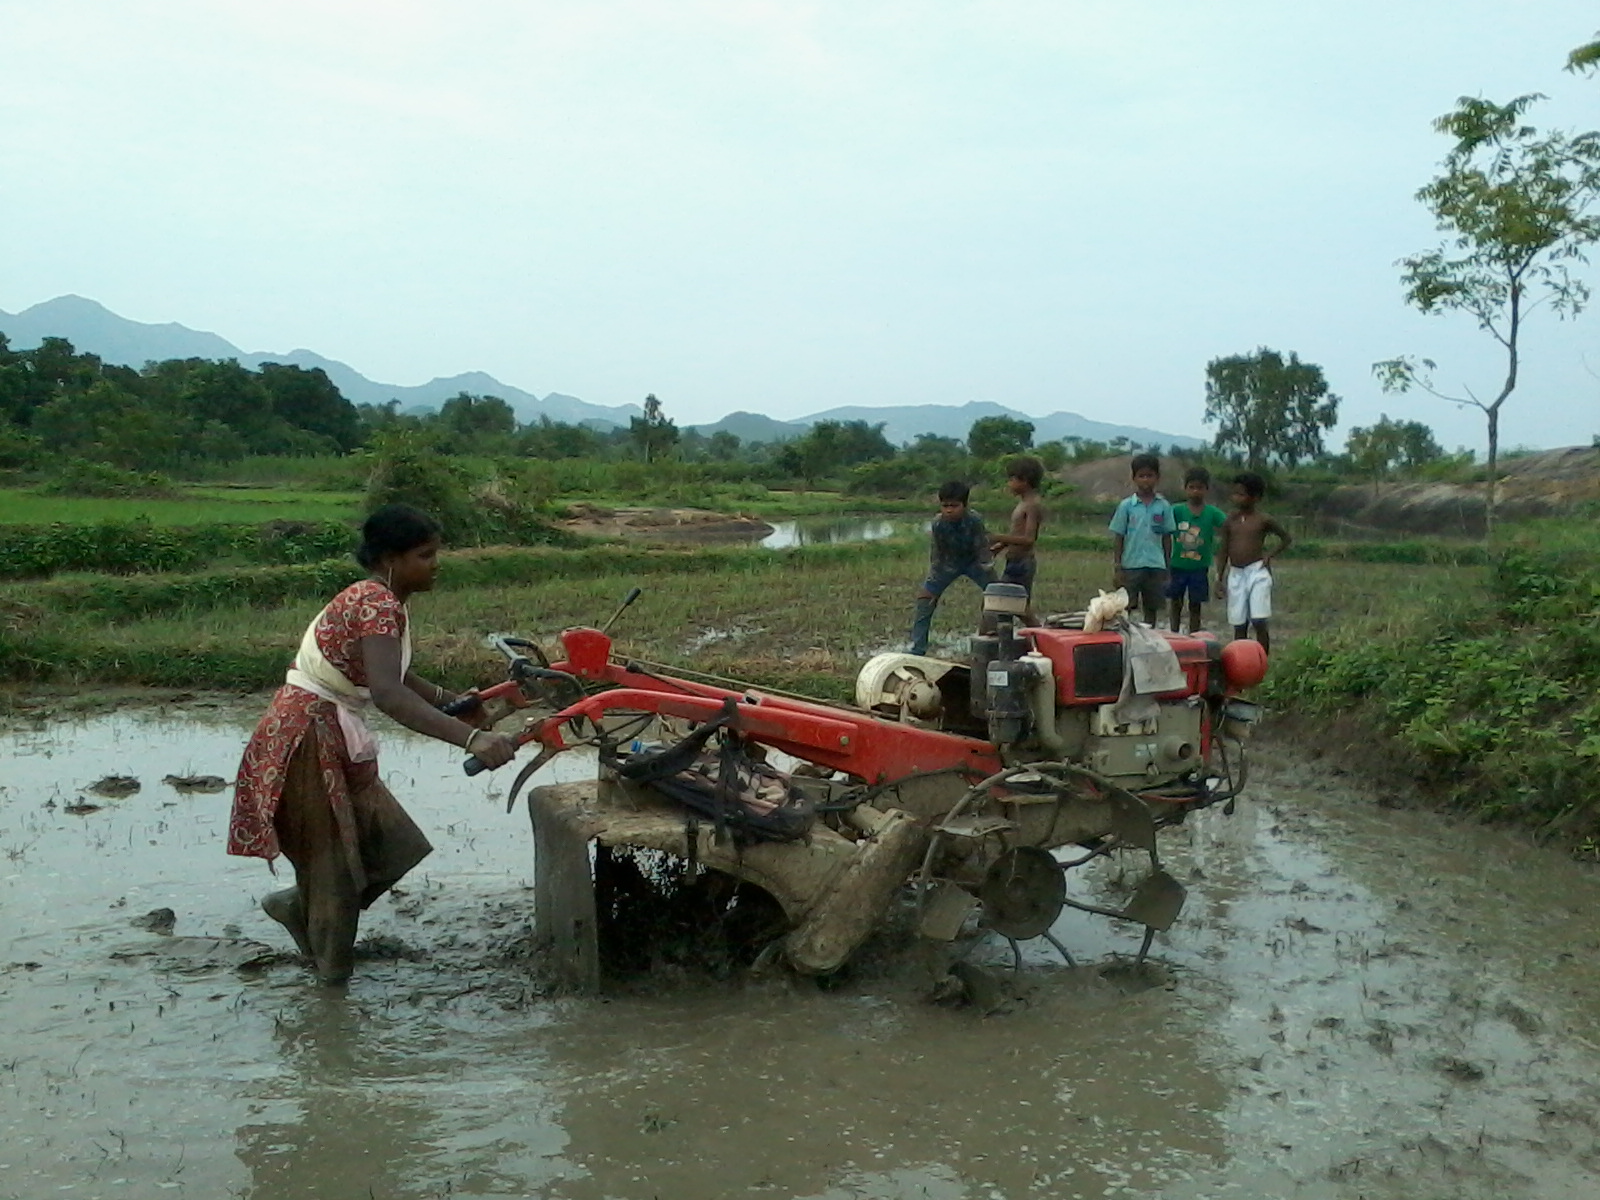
[966,415,1034,460]
[1345,416,1444,481]
[776,419,894,486]
[1203,347,1340,468]
[629,393,680,464]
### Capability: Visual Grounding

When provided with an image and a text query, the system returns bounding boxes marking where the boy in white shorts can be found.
[1215,472,1292,655]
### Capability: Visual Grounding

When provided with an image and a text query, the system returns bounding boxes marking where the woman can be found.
[228,504,518,984]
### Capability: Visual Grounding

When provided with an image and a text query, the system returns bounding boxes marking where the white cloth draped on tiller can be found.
[284,602,412,762]
[1113,620,1186,727]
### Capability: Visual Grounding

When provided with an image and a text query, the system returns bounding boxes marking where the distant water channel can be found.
[759,517,908,549]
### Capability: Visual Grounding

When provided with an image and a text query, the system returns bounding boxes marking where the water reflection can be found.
[760,518,906,549]
[236,987,573,1199]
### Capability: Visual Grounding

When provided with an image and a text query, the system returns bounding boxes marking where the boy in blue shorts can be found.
[1109,453,1172,626]
[1167,466,1228,633]
[910,480,994,655]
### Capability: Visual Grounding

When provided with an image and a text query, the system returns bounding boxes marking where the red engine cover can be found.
[1024,627,1217,707]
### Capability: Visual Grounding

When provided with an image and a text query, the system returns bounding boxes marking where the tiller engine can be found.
[461,584,1267,989]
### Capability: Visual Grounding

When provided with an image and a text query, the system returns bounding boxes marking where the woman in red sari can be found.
[229,505,518,984]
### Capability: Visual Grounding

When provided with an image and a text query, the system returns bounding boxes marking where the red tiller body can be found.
[473,626,1225,792]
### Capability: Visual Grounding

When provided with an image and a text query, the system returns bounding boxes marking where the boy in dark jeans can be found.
[1167,466,1228,633]
[1109,453,1172,626]
[910,480,993,655]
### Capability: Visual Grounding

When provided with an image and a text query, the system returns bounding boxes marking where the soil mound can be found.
[1324,446,1599,536]
[558,504,774,543]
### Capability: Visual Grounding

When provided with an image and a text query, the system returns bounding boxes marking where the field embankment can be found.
[1266,522,1600,843]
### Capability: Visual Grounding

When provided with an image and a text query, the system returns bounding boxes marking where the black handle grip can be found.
[441,692,483,717]
[622,586,642,605]
[463,754,486,776]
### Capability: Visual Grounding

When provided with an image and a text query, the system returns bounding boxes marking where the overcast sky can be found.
[2,1,1596,449]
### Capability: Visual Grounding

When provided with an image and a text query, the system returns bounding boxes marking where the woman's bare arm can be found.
[364,636,478,745]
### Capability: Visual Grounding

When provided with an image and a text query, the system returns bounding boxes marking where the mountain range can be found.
[0,295,1200,448]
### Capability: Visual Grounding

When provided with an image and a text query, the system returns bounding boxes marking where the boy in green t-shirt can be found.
[1166,466,1228,633]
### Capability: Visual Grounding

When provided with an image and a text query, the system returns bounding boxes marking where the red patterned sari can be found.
[229,580,406,885]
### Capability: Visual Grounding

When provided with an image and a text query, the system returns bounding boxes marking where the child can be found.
[989,455,1045,611]
[1215,471,1292,654]
[1109,453,1173,626]
[1166,466,1228,633]
[909,480,994,655]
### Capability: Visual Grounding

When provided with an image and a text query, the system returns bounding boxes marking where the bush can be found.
[1266,527,1600,835]
[41,460,178,498]
[0,519,356,579]
[364,429,577,548]
[843,458,941,498]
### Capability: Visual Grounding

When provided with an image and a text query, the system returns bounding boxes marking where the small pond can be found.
[759,517,910,549]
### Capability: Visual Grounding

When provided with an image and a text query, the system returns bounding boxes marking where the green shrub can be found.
[0,518,356,579]
[1266,527,1600,834]
[42,460,178,498]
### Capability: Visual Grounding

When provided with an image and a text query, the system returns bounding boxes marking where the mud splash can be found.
[2,705,1599,1199]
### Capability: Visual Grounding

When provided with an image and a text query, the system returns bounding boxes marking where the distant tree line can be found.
[0,334,360,470]
[0,330,1473,506]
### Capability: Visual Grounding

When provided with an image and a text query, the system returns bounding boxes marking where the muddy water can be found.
[3,707,1600,1200]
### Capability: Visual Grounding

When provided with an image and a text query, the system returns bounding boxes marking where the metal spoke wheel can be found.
[916,761,1189,1001]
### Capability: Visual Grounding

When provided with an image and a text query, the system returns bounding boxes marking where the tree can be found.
[776,420,893,486]
[438,392,517,448]
[257,363,361,450]
[518,416,604,460]
[1569,31,1600,75]
[1204,347,1340,468]
[707,430,742,461]
[1373,94,1600,542]
[1346,415,1444,485]
[1034,440,1068,471]
[967,415,1033,459]
[629,393,679,464]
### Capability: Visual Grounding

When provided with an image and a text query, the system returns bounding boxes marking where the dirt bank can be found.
[3,704,1599,1197]
[558,503,774,543]
[1062,447,1600,536]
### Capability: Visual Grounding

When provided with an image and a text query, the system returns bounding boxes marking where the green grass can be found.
[0,534,1468,703]
[0,485,363,525]
[1264,521,1600,840]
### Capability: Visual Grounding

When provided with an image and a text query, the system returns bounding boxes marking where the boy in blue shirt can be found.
[1166,465,1229,633]
[1108,453,1173,626]
[910,480,994,655]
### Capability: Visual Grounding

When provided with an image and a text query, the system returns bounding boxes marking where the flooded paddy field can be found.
[3,701,1600,1199]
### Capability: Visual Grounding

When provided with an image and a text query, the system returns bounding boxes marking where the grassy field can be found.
[0,531,1469,703]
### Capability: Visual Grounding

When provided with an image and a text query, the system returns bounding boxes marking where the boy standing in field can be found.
[1167,466,1228,633]
[989,456,1045,609]
[1216,471,1293,654]
[909,480,994,655]
[1109,453,1173,626]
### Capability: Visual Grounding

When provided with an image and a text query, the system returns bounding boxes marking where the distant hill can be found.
[686,411,809,443]
[0,295,642,429]
[1,295,1202,447]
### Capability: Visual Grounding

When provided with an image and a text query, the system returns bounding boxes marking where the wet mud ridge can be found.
[3,707,1600,1198]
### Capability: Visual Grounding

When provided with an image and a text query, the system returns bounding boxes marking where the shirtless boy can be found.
[1215,471,1292,654]
[990,456,1045,612]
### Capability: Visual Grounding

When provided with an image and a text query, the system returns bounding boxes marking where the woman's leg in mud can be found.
[351,779,432,908]
[273,735,362,985]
